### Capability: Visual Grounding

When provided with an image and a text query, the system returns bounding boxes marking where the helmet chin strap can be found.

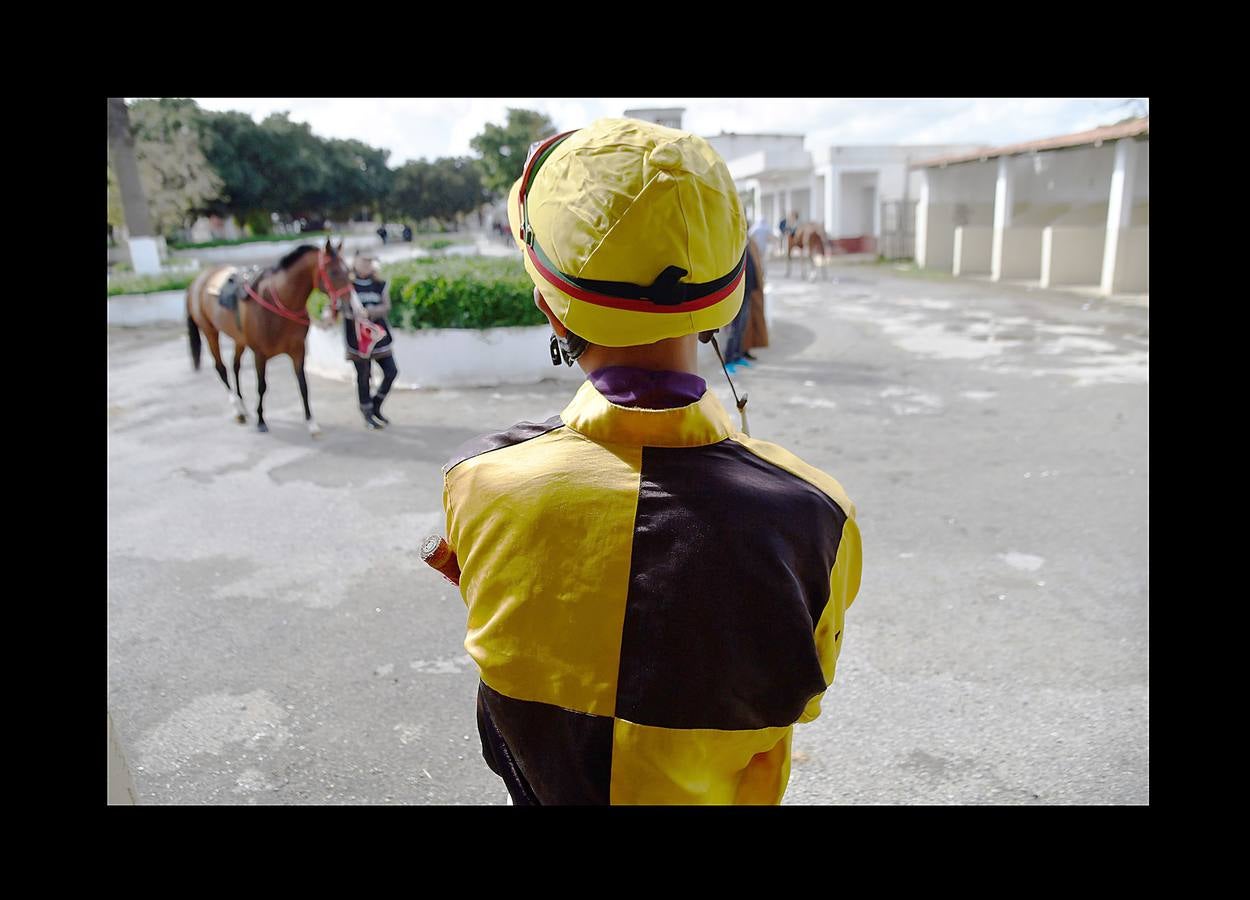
[703,330,750,437]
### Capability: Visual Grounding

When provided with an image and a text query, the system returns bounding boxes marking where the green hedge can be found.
[388,256,543,329]
[310,256,542,329]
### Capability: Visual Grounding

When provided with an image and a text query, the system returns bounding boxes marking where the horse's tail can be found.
[187,313,202,370]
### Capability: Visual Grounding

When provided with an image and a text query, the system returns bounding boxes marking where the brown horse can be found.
[785,223,837,280]
[185,237,359,435]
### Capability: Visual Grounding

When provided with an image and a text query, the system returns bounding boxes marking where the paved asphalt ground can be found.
[107,260,1148,805]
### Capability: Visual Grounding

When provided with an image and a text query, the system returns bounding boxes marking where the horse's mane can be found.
[277,244,320,270]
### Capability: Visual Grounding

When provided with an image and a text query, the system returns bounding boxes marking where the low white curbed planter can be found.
[306,321,585,390]
[108,290,186,326]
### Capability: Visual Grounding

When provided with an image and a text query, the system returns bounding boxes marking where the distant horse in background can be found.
[185,237,361,435]
[785,223,840,280]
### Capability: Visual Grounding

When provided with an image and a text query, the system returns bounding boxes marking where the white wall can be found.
[1000,228,1045,280]
[1041,227,1104,287]
[1011,145,1118,206]
[953,226,993,275]
[306,321,586,390]
[1133,140,1149,200]
[108,290,186,326]
[839,172,877,236]
[707,133,806,164]
[789,188,811,223]
[1113,227,1149,294]
[927,162,999,205]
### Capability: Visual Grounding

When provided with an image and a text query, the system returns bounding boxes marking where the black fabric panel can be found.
[616,440,848,730]
[442,415,564,475]
[476,681,614,806]
[476,688,540,806]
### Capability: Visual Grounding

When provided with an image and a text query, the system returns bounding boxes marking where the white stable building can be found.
[912,117,1148,297]
[712,136,981,256]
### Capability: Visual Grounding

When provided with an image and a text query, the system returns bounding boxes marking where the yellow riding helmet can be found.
[507,118,748,349]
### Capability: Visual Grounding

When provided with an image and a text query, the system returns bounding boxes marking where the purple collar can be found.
[588,366,707,410]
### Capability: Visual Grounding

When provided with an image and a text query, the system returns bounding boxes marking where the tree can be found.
[106,98,154,238]
[389,160,432,222]
[322,138,392,221]
[199,109,273,222]
[257,112,332,221]
[470,108,557,196]
[107,98,223,237]
[389,157,489,227]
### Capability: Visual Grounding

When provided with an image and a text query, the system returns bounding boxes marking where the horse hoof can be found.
[235,414,247,424]
[307,421,322,438]
[257,422,269,433]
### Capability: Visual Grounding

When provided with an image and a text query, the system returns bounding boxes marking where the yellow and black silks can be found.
[443,380,862,805]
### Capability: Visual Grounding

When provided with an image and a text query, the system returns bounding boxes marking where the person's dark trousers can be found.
[354,356,398,419]
[724,294,751,363]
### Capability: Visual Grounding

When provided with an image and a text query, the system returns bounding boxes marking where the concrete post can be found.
[915,171,930,268]
[872,169,882,238]
[1040,227,1054,288]
[824,167,839,238]
[991,156,1015,281]
[1100,139,1139,295]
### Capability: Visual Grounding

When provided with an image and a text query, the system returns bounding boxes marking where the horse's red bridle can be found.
[243,248,351,326]
[316,248,354,311]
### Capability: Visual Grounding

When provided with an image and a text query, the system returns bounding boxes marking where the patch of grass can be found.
[107,271,198,297]
[876,260,957,282]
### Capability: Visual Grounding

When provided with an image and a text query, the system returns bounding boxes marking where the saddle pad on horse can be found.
[206,267,246,312]
[206,267,236,299]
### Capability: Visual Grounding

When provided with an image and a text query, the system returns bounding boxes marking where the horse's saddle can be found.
[213,266,262,312]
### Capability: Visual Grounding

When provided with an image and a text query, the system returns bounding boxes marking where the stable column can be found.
[823,166,839,238]
[990,156,1014,281]
[1100,139,1139,296]
[915,171,930,269]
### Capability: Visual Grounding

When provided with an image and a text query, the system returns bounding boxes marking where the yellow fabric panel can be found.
[560,379,734,448]
[444,427,641,717]
[610,719,794,805]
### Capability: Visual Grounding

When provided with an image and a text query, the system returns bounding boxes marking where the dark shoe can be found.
[744,352,758,361]
[363,413,384,430]
[371,394,391,425]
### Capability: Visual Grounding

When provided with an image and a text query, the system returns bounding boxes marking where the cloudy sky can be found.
[185,97,1148,166]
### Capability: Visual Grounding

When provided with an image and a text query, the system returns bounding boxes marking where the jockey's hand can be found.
[320,309,335,325]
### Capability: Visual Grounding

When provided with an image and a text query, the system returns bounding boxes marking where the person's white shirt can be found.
[748,218,773,257]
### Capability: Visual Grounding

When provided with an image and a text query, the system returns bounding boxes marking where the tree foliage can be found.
[389,157,488,224]
[107,100,550,237]
[107,98,223,235]
[469,108,558,196]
